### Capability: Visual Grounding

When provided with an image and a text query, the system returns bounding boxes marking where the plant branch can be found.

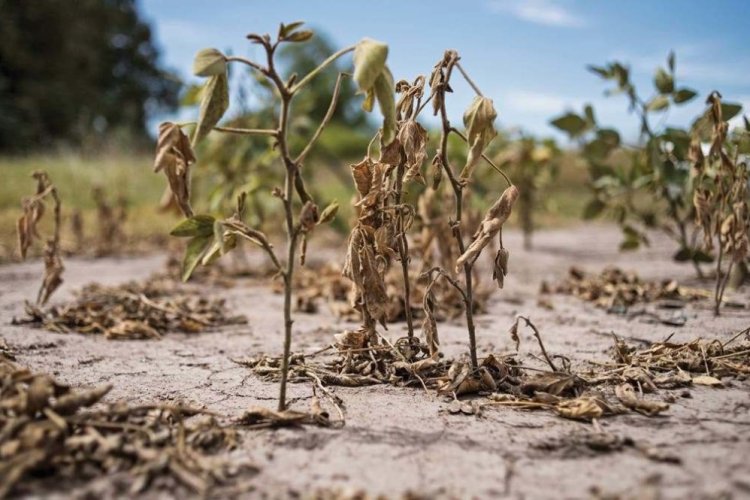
[295,72,348,165]
[291,45,355,94]
[517,316,558,372]
[455,62,483,97]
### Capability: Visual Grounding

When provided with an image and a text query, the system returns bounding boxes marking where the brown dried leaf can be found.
[154,122,197,218]
[615,383,669,416]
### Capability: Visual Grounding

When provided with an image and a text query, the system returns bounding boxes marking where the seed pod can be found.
[456,185,519,272]
[493,247,510,289]
[299,201,319,234]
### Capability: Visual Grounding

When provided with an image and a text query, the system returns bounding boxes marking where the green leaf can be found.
[284,30,313,43]
[646,95,669,112]
[597,128,621,148]
[193,72,229,144]
[584,105,596,126]
[193,48,227,77]
[587,65,610,79]
[373,67,397,146]
[619,236,640,251]
[655,68,674,94]
[279,21,304,38]
[170,215,216,237]
[721,102,743,121]
[318,201,339,224]
[673,88,697,104]
[583,198,606,220]
[550,113,588,137]
[182,235,212,281]
[353,38,388,92]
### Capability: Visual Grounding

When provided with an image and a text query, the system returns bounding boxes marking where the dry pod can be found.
[456,185,519,271]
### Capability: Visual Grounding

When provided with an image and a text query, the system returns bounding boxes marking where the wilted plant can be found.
[16,171,64,305]
[92,185,128,256]
[495,134,560,250]
[551,53,743,276]
[341,49,516,369]
[154,23,392,411]
[691,92,750,315]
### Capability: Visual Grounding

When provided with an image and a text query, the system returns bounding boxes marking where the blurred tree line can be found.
[0,0,180,152]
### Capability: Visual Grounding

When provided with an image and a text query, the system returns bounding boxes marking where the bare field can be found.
[2,225,749,499]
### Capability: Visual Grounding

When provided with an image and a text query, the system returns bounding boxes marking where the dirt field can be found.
[2,224,749,499]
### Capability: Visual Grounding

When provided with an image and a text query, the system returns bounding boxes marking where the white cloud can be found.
[488,0,585,28]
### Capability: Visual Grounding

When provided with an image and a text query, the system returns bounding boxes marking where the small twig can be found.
[517,316,558,372]
[455,61,484,97]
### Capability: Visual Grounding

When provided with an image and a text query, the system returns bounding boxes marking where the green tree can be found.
[0,0,180,152]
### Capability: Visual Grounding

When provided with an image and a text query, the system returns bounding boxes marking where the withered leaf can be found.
[460,96,497,181]
[192,48,227,77]
[154,122,196,218]
[615,383,669,416]
[399,119,428,184]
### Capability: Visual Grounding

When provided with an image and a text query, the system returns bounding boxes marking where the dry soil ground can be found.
[1,225,749,499]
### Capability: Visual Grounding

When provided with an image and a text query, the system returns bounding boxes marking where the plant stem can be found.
[394,163,414,337]
[436,67,478,369]
[261,41,298,412]
[291,46,355,94]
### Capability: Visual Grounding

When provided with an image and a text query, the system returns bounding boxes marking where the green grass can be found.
[0,148,592,262]
[0,153,177,262]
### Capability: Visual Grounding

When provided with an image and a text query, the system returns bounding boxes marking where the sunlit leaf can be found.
[170,215,216,237]
[353,38,388,93]
[673,88,697,104]
[194,72,229,144]
[192,48,227,77]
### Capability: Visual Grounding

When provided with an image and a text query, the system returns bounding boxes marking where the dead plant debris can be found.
[0,359,254,497]
[13,274,245,340]
[542,266,710,312]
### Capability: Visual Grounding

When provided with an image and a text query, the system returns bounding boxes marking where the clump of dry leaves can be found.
[288,262,492,322]
[0,356,252,497]
[16,171,64,305]
[541,266,708,311]
[691,92,750,315]
[15,274,245,340]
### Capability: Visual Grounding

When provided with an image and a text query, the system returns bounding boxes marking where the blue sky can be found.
[140,0,750,141]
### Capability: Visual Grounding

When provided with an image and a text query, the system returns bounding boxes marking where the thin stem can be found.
[295,72,347,165]
[176,122,277,137]
[518,316,558,372]
[394,163,415,338]
[290,45,355,94]
[455,62,483,97]
[450,128,513,187]
[435,64,479,369]
[420,267,468,303]
[226,55,267,75]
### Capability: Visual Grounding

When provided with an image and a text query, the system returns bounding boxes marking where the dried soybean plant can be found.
[16,171,64,305]
[154,22,393,411]
[691,92,750,315]
[340,50,517,372]
[423,51,516,369]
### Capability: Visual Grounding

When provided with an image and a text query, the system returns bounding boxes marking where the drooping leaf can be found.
[353,38,388,92]
[192,48,227,77]
[460,96,497,180]
[318,201,339,224]
[170,215,216,237]
[193,72,229,145]
[373,67,397,146]
[284,30,313,43]
[182,235,212,281]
